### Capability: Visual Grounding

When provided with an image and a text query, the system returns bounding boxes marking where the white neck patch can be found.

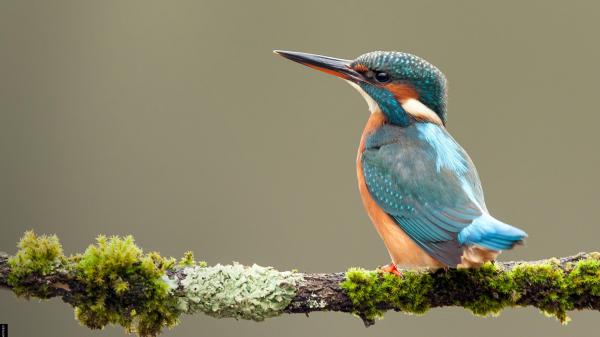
[346,80,380,114]
[401,98,443,125]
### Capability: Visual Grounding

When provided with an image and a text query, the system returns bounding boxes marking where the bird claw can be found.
[379,263,402,276]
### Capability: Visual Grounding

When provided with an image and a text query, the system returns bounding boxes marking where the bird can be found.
[274,50,527,272]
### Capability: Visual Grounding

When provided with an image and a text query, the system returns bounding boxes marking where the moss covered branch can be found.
[2,232,600,336]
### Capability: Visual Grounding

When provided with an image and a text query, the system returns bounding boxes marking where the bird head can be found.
[275,50,448,126]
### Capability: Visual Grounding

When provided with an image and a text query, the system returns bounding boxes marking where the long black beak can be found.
[274,50,364,82]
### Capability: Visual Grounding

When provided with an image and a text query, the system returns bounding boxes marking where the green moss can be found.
[567,258,600,296]
[73,235,180,336]
[178,251,195,267]
[446,263,518,316]
[7,231,65,297]
[175,262,300,320]
[511,262,571,323]
[340,258,600,325]
[340,268,433,323]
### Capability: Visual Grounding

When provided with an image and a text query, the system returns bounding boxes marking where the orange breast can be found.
[356,112,443,268]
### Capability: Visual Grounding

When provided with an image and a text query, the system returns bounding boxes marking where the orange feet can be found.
[380,263,402,276]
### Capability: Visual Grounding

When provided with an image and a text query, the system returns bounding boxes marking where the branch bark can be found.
[3,232,600,336]
[2,251,600,325]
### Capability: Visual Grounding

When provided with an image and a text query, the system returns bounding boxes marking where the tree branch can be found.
[2,232,600,336]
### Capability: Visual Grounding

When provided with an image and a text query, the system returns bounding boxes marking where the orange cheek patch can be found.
[386,83,419,103]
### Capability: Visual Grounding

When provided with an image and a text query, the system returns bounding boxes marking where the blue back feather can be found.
[362,122,527,266]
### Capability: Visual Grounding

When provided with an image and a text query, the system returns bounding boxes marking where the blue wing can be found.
[362,123,526,266]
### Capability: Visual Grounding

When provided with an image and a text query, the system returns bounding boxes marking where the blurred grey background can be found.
[1,1,599,336]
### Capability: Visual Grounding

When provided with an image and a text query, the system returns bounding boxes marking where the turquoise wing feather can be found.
[362,123,526,266]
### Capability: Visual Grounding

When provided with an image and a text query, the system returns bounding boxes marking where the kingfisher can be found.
[274,50,528,272]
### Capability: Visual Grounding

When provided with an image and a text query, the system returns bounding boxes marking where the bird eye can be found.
[375,72,390,83]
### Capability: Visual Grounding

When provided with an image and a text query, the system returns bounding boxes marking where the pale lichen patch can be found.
[176,262,301,320]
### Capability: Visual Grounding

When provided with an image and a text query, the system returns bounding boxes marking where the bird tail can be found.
[457,213,528,251]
